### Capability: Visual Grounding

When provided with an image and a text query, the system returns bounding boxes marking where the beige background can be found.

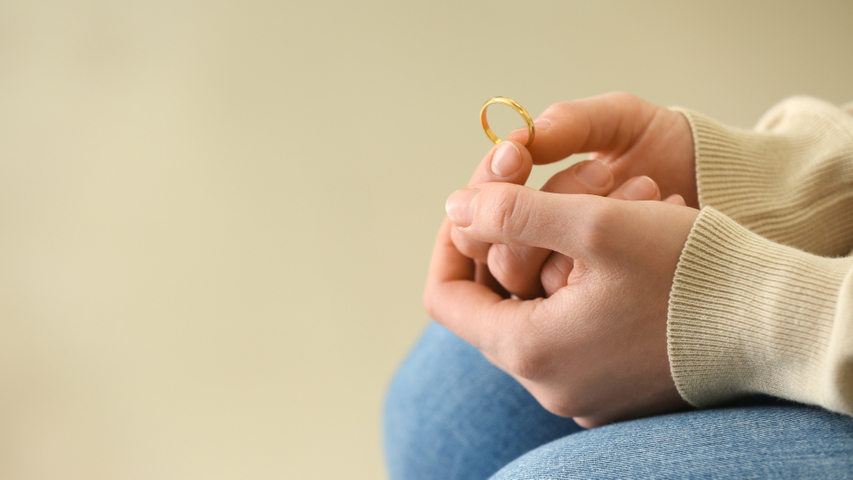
[1,1,851,478]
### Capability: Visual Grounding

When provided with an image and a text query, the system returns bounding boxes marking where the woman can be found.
[384,93,853,479]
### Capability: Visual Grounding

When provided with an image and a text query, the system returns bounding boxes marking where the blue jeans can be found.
[383,322,853,479]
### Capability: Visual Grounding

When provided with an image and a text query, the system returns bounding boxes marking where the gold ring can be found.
[480,96,535,148]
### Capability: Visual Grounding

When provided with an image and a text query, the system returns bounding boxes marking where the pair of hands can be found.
[424,93,700,427]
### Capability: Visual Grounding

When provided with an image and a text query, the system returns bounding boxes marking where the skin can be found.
[425,93,700,427]
[452,92,696,300]
[510,92,697,207]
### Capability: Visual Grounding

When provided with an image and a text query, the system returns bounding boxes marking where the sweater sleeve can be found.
[667,97,853,415]
[668,207,853,415]
[673,97,853,258]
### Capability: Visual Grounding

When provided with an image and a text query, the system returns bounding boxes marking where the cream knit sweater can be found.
[668,97,853,416]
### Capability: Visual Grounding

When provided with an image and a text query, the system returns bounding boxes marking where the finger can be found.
[485,159,614,300]
[446,183,607,260]
[426,220,574,411]
[487,243,546,299]
[507,93,697,208]
[426,219,475,286]
[506,92,656,166]
[447,182,693,271]
[470,140,532,185]
[423,219,538,352]
[536,176,664,297]
[534,175,662,296]
[450,140,533,262]
[540,251,574,298]
[664,193,687,206]
[475,260,510,298]
[540,159,613,195]
[607,176,661,201]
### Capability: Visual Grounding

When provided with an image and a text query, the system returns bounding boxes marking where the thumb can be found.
[445,183,609,259]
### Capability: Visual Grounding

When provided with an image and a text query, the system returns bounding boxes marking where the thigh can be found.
[383,321,582,480]
[490,401,853,479]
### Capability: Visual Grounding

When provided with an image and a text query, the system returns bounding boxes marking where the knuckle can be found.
[485,187,531,241]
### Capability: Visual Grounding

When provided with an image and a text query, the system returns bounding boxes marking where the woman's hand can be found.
[426,182,698,427]
[452,93,696,299]
[508,92,697,207]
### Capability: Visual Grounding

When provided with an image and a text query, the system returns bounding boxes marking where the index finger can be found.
[507,92,656,165]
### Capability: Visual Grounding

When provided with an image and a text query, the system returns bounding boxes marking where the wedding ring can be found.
[480,96,535,148]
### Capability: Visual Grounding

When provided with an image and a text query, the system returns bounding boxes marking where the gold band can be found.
[480,96,535,148]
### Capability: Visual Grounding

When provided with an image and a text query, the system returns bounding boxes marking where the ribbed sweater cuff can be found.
[671,104,853,257]
[668,207,853,409]
[673,108,795,217]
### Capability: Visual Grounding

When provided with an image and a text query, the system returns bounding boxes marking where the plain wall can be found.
[1,1,852,478]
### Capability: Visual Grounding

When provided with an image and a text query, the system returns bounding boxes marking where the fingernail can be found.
[445,188,479,227]
[533,119,550,133]
[575,160,611,188]
[490,142,522,177]
[622,176,657,200]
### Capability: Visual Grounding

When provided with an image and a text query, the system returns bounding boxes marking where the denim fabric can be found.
[384,322,853,480]
[384,322,581,479]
